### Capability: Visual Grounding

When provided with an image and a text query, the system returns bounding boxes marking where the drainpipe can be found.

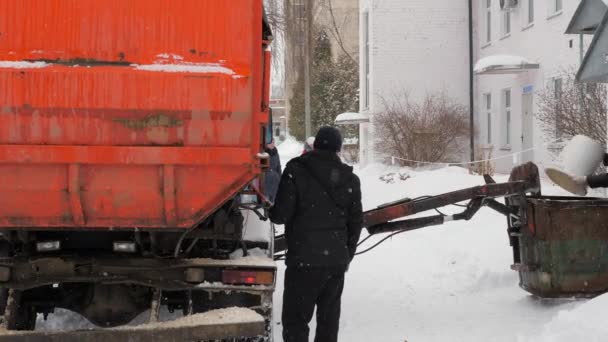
[468,0,475,162]
[579,33,584,64]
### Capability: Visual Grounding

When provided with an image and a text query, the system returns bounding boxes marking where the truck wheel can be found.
[4,290,36,331]
[0,241,9,316]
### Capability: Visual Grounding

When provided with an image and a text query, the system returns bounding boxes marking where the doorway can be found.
[521,93,534,163]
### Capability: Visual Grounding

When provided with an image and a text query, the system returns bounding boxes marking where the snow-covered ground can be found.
[273,139,607,342]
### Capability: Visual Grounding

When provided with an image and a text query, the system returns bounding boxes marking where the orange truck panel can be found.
[0,0,269,229]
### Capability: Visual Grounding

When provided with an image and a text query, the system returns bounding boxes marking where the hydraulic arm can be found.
[365,163,540,235]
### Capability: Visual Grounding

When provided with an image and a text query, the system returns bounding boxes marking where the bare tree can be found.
[264,0,285,34]
[324,0,357,64]
[536,66,607,146]
[264,0,286,89]
[374,92,471,165]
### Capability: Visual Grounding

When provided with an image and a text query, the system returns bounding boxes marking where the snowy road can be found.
[273,139,607,342]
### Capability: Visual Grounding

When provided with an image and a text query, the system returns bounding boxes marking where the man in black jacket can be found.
[269,126,363,342]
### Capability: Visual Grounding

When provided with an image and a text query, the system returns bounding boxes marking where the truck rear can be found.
[0,0,275,340]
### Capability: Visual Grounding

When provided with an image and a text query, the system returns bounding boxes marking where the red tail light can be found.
[222,270,274,285]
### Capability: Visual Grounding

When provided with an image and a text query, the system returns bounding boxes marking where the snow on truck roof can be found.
[0,61,49,68]
[133,62,237,75]
[0,59,245,78]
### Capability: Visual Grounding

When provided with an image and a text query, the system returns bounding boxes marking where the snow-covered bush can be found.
[374,92,471,166]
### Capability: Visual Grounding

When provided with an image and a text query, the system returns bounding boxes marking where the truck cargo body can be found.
[0,0,275,339]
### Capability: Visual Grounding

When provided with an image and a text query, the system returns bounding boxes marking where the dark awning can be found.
[565,0,607,35]
[577,12,608,82]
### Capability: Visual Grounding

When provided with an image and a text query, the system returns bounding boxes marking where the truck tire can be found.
[4,290,36,331]
[0,241,9,316]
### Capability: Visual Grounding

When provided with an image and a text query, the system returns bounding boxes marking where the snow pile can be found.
[229,247,270,259]
[277,136,303,162]
[129,307,263,330]
[528,295,608,342]
[474,55,534,72]
[134,62,236,75]
[0,61,48,69]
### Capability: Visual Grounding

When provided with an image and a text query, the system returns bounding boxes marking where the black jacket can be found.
[587,153,608,188]
[269,150,363,267]
[264,147,282,202]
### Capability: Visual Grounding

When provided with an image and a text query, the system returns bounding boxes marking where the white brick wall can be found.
[359,0,471,165]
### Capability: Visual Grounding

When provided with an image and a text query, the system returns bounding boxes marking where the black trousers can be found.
[282,266,346,342]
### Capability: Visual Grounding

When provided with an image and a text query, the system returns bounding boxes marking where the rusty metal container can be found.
[0,0,270,230]
[516,196,608,298]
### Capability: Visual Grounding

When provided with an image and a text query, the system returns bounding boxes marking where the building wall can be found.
[475,0,586,172]
[359,0,472,166]
[359,0,587,172]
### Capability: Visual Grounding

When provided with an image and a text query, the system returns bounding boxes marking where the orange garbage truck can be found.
[0,0,275,340]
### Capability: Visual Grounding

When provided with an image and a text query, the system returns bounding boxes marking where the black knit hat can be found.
[313,126,343,152]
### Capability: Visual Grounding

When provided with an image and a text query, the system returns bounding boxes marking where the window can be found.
[363,11,370,109]
[527,0,534,24]
[553,78,563,138]
[294,3,305,20]
[485,0,492,43]
[549,0,562,15]
[503,89,511,146]
[484,93,492,144]
[503,10,511,36]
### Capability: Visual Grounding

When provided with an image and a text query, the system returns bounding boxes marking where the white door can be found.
[521,93,534,163]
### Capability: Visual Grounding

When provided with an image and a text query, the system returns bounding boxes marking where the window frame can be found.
[503,89,512,147]
[502,9,511,36]
[554,0,562,13]
[485,0,492,43]
[548,0,562,17]
[363,11,370,110]
[484,93,492,144]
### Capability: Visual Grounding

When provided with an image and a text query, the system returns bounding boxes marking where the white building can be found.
[359,0,587,172]
[358,0,471,166]
[475,0,586,172]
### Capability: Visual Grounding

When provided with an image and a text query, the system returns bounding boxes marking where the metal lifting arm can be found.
[364,163,541,235]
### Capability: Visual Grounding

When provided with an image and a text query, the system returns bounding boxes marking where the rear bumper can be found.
[0,308,266,342]
[0,256,276,291]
